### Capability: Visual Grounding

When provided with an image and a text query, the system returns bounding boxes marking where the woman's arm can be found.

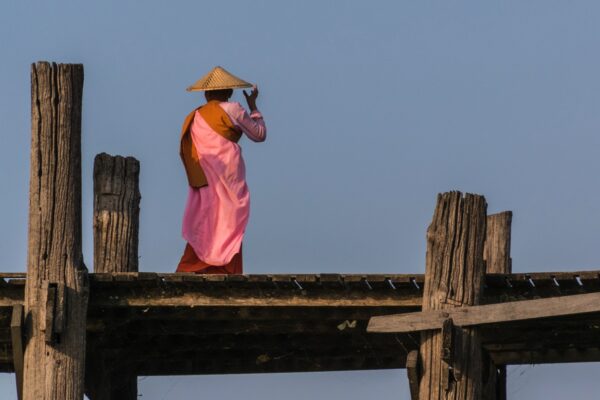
[235,105,267,142]
[221,100,267,142]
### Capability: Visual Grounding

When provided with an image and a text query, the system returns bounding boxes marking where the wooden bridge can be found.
[3,270,600,396]
[8,61,600,399]
[2,270,600,376]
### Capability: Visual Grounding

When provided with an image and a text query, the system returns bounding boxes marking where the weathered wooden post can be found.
[23,62,88,400]
[93,153,141,273]
[86,153,140,399]
[418,192,487,399]
[484,211,512,275]
[482,211,512,400]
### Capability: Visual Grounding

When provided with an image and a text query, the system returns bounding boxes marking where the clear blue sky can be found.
[1,1,600,398]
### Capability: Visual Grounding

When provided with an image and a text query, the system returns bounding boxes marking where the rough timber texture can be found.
[87,153,140,400]
[418,192,487,400]
[23,62,88,400]
[484,211,512,274]
[93,153,140,273]
[483,211,512,400]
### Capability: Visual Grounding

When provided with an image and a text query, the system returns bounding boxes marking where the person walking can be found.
[177,66,266,274]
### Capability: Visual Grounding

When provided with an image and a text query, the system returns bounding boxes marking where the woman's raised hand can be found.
[243,85,259,111]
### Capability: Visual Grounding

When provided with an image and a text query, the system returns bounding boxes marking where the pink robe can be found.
[181,101,266,266]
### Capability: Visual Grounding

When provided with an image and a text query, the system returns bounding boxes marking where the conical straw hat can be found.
[186,66,253,92]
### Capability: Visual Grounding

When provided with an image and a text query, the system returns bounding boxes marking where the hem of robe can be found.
[176,243,243,274]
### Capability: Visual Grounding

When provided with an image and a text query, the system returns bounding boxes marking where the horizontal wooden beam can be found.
[368,292,600,333]
[92,319,376,336]
[1,270,600,286]
[87,306,415,326]
[91,292,420,307]
[92,272,422,283]
[130,352,405,376]
[1,270,600,308]
[91,333,402,356]
[492,347,600,365]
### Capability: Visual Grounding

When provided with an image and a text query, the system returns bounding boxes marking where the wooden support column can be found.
[11,305,24,400]
[23,62,88,400]
[484,211,512,275]
[418,192,487,400]
[93,153,141,273]
[406,350,420,400]
[86,153,140,400]
[482,211,512,400]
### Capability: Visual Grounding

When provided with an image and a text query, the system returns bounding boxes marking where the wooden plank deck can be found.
[0,271,598,375]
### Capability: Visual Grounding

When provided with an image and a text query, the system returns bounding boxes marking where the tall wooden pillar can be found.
[23,62,88,400]
[482,211,512,400]
[418,192,487,399]
[86,153,140,400]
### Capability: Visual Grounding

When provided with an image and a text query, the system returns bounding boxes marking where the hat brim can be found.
[186,66,254,92]
[186,83,253,92]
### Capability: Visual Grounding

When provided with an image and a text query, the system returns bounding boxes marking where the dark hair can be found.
[205,89,233,100]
